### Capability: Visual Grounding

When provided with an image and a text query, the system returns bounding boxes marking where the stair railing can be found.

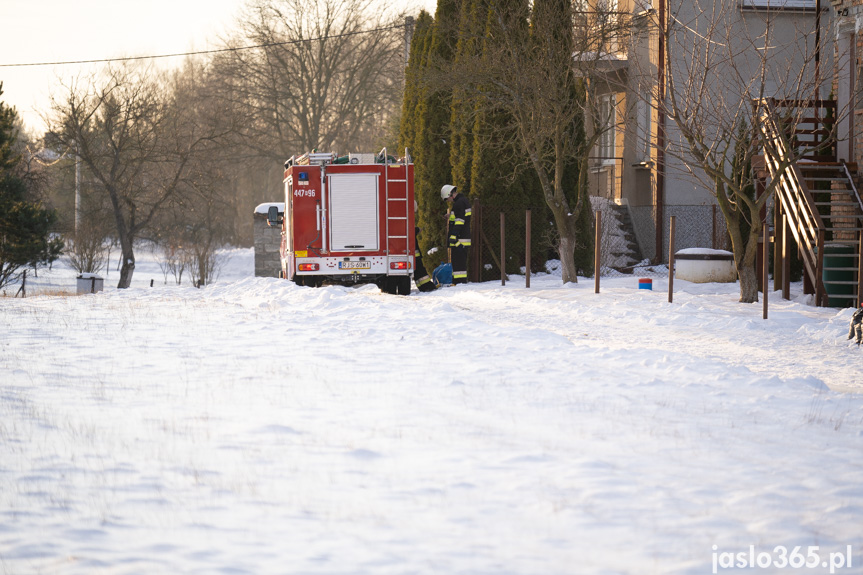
[755,98,828,305]
[841,161,863,215]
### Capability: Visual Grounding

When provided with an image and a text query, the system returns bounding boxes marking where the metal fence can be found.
[469,201,554,283]
[630,204,730,262]
[467,200,730,281]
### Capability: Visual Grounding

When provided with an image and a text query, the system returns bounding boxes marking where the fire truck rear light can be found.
[390,261,409,270]
[298,263,319,271]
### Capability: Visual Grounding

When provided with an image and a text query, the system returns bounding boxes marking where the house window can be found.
[598,0,620,53]
[598,94,617,164]
[598,0,618,12]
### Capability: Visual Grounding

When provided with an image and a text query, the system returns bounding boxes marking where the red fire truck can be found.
[267,149,415,295]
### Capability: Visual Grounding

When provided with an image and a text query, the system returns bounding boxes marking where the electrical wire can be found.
[668,12,726,47]
[0,23,405,68]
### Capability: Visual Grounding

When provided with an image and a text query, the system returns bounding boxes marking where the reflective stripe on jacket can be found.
[447,194,472,248]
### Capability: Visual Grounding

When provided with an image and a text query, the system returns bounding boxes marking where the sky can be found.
[0,0,434,134]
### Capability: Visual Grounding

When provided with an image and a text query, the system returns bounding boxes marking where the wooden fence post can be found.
[773,203,782,294]
[763,224,769,319]
[668,216,675,303]
[712,204,717,250]
[501,212,506,286]
[595,210,601,294]
[470,199,481,283]
[525,209,531,288]
[858,230,863,306]
[17,269,27,298]
[782,214,790,300]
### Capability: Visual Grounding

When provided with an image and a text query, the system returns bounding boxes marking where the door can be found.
[327,173,380,251]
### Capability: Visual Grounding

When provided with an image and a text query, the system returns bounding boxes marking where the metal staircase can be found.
[757,99,863,307]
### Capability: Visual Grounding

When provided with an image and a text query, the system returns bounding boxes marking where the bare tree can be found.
[154,173,234,287]
[137,58,243,288]
[65,224,110,275]
[157,238,187,285]
[215,0,405,161]
[48,63,225,288]
[59,166,114,275]
[626,0,831,302]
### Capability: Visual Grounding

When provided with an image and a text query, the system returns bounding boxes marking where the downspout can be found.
[814,0,820,92]
[655,0,667,262]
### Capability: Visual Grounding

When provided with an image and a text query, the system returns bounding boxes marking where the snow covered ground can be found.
[1,248,862,575]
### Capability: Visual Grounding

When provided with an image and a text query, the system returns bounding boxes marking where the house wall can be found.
[833,0,863,174]
[618,0,826,261]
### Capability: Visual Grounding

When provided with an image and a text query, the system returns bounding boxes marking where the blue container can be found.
[433,263,453,286]
[638,278,652,290]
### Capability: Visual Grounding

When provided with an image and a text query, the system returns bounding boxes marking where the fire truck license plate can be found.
[339,261,371,269]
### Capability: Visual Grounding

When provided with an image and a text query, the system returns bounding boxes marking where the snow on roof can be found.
[254,202,285,214]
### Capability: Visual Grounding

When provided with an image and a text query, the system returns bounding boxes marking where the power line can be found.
[0,23,404,68]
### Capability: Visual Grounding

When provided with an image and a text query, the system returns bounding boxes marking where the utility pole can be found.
[75,141,81,239]
[404,16,415,70]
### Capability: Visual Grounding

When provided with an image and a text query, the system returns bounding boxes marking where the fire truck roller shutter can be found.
[327,173,380,251]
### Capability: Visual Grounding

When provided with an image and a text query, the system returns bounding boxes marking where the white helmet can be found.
[441,185,457,200]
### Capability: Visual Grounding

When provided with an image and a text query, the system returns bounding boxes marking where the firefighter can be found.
[414,225,435,292]
[441,184,471,284]
[412,200,435,292]
[849,302,863,345]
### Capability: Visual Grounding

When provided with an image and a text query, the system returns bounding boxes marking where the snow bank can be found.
[1,247,861,574]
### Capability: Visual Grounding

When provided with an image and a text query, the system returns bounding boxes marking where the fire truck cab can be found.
[268,149,415,295]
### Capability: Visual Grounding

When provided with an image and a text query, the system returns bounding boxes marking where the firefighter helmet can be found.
[441,185,457,200]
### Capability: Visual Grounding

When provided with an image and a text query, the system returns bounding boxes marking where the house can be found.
[587,0,829,262]
[833,0,863,167]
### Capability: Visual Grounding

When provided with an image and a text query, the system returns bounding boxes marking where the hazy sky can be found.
[1,0,433,133]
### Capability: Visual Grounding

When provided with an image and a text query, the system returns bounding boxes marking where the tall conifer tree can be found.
[448,0,486,197]
[399,11,434,157]
[0,84,63,290]
[412,0,460,272]
[469,0,550,278]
